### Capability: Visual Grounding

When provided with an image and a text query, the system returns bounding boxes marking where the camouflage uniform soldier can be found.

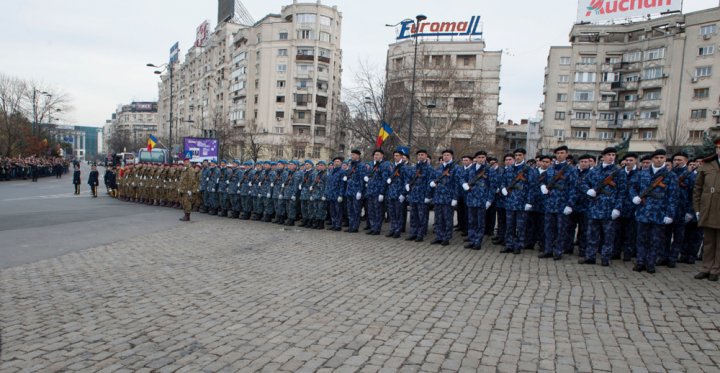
[216,160,229,216]
[658,152,695,267]
[405,150,433,242]
[199,160,210,213]
[274,160,292,224]
[239,161,255,219]
[250,162,264,220]
[271,161,286,223]
[310,161,328,229]
[228,160,243,218]
[192,163,202,211]
[207,160,220,215]
[538,146,578,261]
[298,160,315,227]
[462,151,495,250]
[285,160,304,226]
[500,148,538,254]
[326,157,346,231]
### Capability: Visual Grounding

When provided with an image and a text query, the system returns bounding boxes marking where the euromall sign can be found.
[577,0,681,23]
[396,16,483,40]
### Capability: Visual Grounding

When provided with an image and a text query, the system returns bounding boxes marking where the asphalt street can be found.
[0,163,187,269]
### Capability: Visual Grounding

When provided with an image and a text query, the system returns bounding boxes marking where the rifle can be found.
[506,165,528,194]
[594,166,620,197]
[432,162,454,185]
[678,170,690,189]
[280,170,294,193]
[639,171,667,204]
[408,162,426,189]
[467,166,488,190]
[546,163,570,190]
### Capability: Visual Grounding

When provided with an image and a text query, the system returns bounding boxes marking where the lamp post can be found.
[407,14,427,150]
[32,89,50,136]
[146,62,174,154]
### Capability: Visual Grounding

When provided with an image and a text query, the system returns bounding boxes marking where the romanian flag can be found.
[147,134,158,151]
[375,122,393,148]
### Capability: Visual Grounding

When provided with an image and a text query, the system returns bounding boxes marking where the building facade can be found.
[542,7,720,155]
[156,1,343,161]
[385,39,501,156]
[44,124,103,161]
[104,101,159,154]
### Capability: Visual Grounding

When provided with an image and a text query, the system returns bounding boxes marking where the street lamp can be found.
[147,62,174,154]
[32,89,50,136]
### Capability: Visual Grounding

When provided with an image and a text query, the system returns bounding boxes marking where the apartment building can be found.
[542,7,720,154]
[105,101,159,152]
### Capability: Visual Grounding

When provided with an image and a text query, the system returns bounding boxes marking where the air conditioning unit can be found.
[568,110,573,115]
[557,136,565,142]
[703,34,711,40]
[712,109,720,116]
[691,77,699,83]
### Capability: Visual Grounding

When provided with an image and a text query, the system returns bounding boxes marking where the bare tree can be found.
[240,120,266,162]
[0,73,27,156]
[106,127,134,154]
[664,119,690,154]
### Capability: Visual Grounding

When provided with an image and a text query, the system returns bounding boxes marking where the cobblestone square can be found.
[2,217,720,372]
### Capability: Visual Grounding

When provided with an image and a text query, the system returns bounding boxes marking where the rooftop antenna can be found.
[233,0,255,25]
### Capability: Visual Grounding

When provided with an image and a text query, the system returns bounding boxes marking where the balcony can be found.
[575,63,598,72]
[296,54,314,62]
[318,56,331,64]
[570,119,592,128]
[640,77,665,89]
[637,119,660,128]
[597,101,611,110]
[572,101,594,110]
[595,120,620,129]
[638,100,661,109]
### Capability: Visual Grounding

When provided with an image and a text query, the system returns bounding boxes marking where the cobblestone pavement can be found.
[2,217,720,373]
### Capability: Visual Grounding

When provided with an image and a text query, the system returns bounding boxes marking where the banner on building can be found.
[183,137,218,162]
[577,0,681,23]
[169,42,179,64]
[397,16,483,40]
[195,20,210,47]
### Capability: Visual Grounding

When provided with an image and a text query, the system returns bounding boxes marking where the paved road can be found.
[1,177,720,372]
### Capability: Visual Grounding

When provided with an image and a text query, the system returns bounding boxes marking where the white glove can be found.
[270,183,274,187]
[387,178,392,185]
[291,195,296,201]
[226,180,229,184]
[485,201,492,209]
[632,196,642,205]
[663,217,673,225]
[399,195,405,203]
[281,183,285,188]
[187,191,192,196]
[586,189,597,197]
[237,183,240,187]
[337,196,343,203]
[211,189,215,192]
[206,177,209,181]
[462,183,470,191]
[501,188,509,196]
[356,192,362,200]
[248,182,252,186]
[611,209,621,220]
[685,213,693,223]
[309,186,313,191]
[524,204,532,211]
[266,193,271,198]
[424,198,431,204]
[310,196,314,201]
[321,196,326,201]
[405,184,410,192]
[257,193,261,197]
[363,176,369,182]
[541,185,549,195]
[451,199,457,207]
[258,182,262,187]
[696,212,700,220]
[342,176,347,182]
[430,181,437,188]
[298,185,302,191]
[378,195,384,202]
[563,206,573,215]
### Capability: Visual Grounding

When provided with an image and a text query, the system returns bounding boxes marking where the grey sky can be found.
[1,0,717,127]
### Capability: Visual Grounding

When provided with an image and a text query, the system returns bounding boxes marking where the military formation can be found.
[112,142,720,280]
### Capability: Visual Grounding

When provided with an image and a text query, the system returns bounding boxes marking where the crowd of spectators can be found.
[0,156,70,181]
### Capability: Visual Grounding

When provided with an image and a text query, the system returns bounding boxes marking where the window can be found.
[602,72,618,82]
[553,129,565,137]
[691,109,707,119]
[700,24,716,36]
[293,146,305,158]
[296,79,310,89]
[277,48,288,56]
[622,112,635,120]
[296,63,314,72]
[574,90,594,101]
[699,45,715,56]
[600,94,614,102]
[578,56,596,65]
[554,111,566,120]
[644,48,665,60]
[575,111,592,120]
[318,48,331,57]
[640,111,660,119]
[277,80,286,88]
[624,94,638,102]
[574,72,596,83]
[297,111,306,119]
[574,130,588,139]
[605,56,621,64]
[642,130,654,140]
[556,93,567,102]
[279,32,288,40]
[695,66,712,77]
[276,64,287,72]
[599,112,615,121]
[598,131,613,140]
[623,51,642,62]
[256,34,262,43]
[645,90,661,100]
[320,15,332,26]
[275,111,284,118]
[558,75,570,83]
[297,13,316,23]
[298,29,314,39]
[693,88,709,98]
[643,67,663,80]
[560,57,571,65]
[276,96,285,103]
[312,146,322,158]
[297,47,314,56]
[690,130,705,139]
[624,74,640,82]
[319,32,331,43]
[273,145,284,156]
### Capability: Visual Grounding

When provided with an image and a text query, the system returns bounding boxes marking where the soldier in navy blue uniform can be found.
[250,162,265,220]
[429,149,461,246]
[285,160,304,226]
[344,150,366,233]
[682,157,703,264]
[492,155,514,246]
[298,160,314,227]
[386,148,408,238]
[238,161,255,219]
[461,151,494,250]
[364,150,392,235]
[528,155,551,252]
[485,157,499,238]
[405,150,433,242]
[658,152,696,267]
[308,161,328,229]
[630,149,679,273]
[569,154,593,257]
[615,153,640,261]
[538,146,578,260]
[270,161,286,223]
[580,147,626,266]
[325,157,345,231]
[456,155,473,237]
[199,160,210,213]
[227,160,242,218]
[87,164,99,198]
[500,148,537,254]
[273,160,291,224]
[218,160,233,217]
[207,160,221,215]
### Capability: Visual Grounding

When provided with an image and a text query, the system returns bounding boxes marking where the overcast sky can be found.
[1,0,717,127]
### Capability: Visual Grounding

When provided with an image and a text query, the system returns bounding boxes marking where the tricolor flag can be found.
[375,122,394,148]
[147,134,158,151]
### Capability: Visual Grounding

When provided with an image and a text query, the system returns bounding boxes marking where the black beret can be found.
[553,145,569,153]
[488,157,497,162]
[539,155,551,161]
[351,149,361,155]
[503,153,514,160]
[640,154,652,162]
[416,149,428,155]
[474,150,487,157]
[578,154,593,161]
[462,155,473,160]
[513,148,527,155]
[672,152,689,160]
[332,156,344,162]
[441,149,454,155]
[622,152,638,161]
[651,149,667,157]
[373,149,385,156]
[601,147,617,155]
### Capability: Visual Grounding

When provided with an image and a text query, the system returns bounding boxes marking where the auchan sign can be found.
[577,0,681,23]
[397,16,482,40]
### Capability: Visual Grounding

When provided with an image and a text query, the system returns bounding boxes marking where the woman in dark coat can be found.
[72,164,81,194]
[87,164,99,198]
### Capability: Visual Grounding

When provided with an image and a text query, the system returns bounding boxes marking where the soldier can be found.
[272,161,287,223]
[616,153,640,261]
[528,155,550,253]
[404,150,432,242]
[500,148,537,254]
[285,160,304,226]
[192,162,202,211]
[228,160,243,218]
[309,160,328,229]
[199,160,210,213]
[580,147,626,266]
[239,160,255,220]
[217,160,230,217]
[72,163,81,195]
[658,152,695,268]
[429,149,462,246]
[457,155,474,237]
[631,149,679,274]
[682,157,703,264]
[386,149,408,238]
[87,164,99,198]
[539,145,578,260]
[178,158,195,221]
[344,150,366,233]
[692,138,720,281]
[461,150,494,250]
[325,157,345,231]
[250,162,265,220]
[492,155,514,246]
[207,160,220,215]
[298,160,314,226]
[365,149,392,236]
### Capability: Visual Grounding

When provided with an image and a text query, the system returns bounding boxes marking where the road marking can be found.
[1,193,77,202]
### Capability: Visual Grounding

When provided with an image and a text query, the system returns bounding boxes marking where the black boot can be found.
[179,212,190,222]
[285,218,295,226]
[316,220,324,230]
[298,219,308,227]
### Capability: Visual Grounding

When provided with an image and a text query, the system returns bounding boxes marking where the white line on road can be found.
[1,193,77,202]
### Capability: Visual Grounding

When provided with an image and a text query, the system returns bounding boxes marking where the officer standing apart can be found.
[178,158,195,221]
[87,164,99,198]
[692,138,720,281]
[72,163,81,195]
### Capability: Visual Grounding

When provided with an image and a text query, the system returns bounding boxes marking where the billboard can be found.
[195,20,210,48]
[577,0,681,23]
[132,102,157,112]
[183,137,218,162]
[169,42,179,64]
[397,16,483,40]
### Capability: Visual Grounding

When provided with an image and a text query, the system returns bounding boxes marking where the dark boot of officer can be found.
[209,208,218,216]
[298,218,308,227]
[316,219,324,230]
[285,218,295,226]
[179,212,190,222]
